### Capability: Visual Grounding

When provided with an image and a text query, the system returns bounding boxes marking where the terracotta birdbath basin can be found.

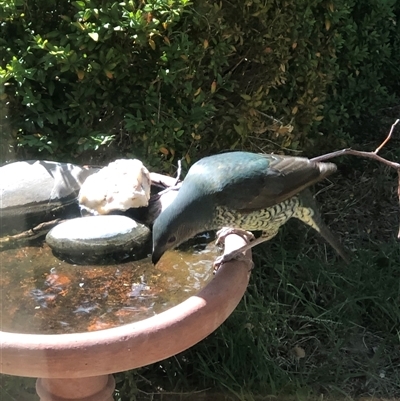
[0,234,252,401]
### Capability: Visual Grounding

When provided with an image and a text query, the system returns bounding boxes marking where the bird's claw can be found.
[213,251,254,273]
[215,227,255,246]
[213,228,255,273]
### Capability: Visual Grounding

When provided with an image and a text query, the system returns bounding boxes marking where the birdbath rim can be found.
[0,234,252,379]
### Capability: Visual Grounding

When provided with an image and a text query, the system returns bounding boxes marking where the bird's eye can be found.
[167,236,176,244]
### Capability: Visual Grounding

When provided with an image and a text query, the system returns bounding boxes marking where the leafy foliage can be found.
[320,0,400,142]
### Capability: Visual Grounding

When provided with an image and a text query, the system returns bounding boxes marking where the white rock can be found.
[78,159,151,215]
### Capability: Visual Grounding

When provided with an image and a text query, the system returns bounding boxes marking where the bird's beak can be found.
[151,250,163,265]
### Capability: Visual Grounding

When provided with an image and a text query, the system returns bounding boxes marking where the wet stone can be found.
[0,160,98,235]
[46,215,151,264]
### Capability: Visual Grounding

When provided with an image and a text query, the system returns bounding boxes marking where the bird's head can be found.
[151,196,212,265]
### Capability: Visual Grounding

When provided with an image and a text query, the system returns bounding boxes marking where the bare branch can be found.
[174,159,182,186]
[311,148,400,170]
[150,172,179,188]
[0,219,66,250]
[310,120,400,240]
[397,170,400,239]
[374,119,399,154]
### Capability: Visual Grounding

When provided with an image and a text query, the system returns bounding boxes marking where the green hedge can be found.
[1,0,399,169]
[320,0,400,143]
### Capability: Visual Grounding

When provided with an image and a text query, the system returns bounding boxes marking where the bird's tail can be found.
[296,190,351,264]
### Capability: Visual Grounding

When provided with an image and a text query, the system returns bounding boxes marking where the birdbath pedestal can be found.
[0,235,252,401]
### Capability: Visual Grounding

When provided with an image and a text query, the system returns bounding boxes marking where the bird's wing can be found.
[214,154,336,211]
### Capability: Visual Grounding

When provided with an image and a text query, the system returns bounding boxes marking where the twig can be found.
[157,92,161,123]
[148,170,182,222]
[255,110,284,125]
[311,148,400,170]
[173,159,182,185]
[149,172,178,189]
[0,219,66,250]
[137,388,212,396]
[374,119,399,154]
[397,171,400,239]
[224,56,246,77]
[310,120,400,239]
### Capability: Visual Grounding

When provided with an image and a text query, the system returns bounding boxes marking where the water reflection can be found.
[0,240,219,335]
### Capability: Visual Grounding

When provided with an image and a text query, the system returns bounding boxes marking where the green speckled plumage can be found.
[213,196,302,231]
[152,151,348,264]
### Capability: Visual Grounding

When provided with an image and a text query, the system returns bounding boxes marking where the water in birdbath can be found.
[0,237,218,335]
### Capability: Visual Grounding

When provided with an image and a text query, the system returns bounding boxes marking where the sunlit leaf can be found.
[88,32,99,42]
[191,133,201,140]
[72,21,85,31]
[149,39,156,50]
[325,20,331,31]
[210,81,217,93]
[194,87,202,97]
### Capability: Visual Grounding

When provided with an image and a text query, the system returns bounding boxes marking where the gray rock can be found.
[46,215,151,264]
[0,160,98,234]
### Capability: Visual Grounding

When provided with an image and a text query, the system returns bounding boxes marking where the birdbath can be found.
[0,234,252,401]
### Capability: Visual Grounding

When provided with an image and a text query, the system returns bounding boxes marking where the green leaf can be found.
[48,81,55,96]
[88,32,99,42]
[233,124,243,135]
[72,1,86,10]
[83,9,92,21]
